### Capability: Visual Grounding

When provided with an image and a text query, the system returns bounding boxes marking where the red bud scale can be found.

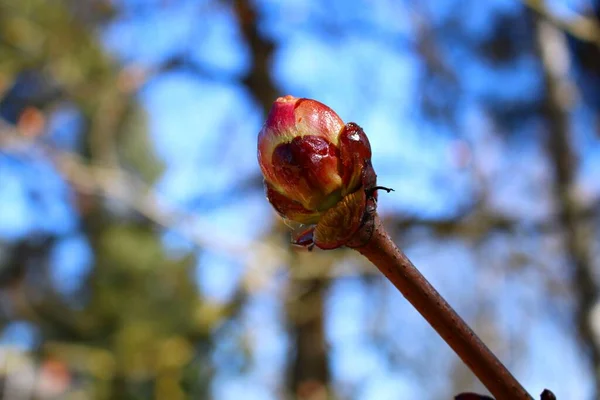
[257,95,378,249]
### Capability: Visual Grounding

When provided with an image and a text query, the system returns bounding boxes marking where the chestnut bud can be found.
[257,95,379,249]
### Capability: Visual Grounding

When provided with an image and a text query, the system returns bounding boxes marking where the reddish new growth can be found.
[257,95,382,249]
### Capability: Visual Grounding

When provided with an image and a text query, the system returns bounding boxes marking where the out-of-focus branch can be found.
[0,119,287,269]
[523,0,600,47]
[1,120,407,295]
[534,14,600,397]
[229,3,334,397]
[232,0,278,113]
[131,56,237,88]
[285,276,331,400]
[393,200,600,240]
[410,4,460,129]
[3,117,600,284]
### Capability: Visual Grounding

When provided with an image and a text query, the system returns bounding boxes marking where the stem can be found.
[349,214,532,400]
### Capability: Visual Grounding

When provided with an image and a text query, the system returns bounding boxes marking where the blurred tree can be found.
[229,2,335,398]
[0,1,238,398]
[533,10,600,397]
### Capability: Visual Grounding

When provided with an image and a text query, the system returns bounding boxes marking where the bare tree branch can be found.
[523,0,600,47]
[533,14,600,396]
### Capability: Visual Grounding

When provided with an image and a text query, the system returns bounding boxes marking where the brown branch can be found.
[349,214,533,400]
[523,0,600,47]
[232,0,278,113]
[285,276,330,400]
[534,14,600,397]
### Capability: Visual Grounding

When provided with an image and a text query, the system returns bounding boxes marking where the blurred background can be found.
[0,0,599,399]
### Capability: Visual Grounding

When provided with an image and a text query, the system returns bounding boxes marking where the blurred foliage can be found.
[0,1,224,399]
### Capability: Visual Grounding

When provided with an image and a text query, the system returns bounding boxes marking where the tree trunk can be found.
[534,14,600,397]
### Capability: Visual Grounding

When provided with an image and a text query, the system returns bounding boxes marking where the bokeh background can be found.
[0,0,599,399]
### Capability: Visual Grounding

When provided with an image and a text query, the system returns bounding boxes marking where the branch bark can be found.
[286,277,330,400]
[350,214,533,400]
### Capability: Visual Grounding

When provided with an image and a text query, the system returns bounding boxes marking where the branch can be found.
[523,0,600,47]
[533,13,600,397]
[349,214,535,400]
[232,0,278,113]
[0,119,288,270]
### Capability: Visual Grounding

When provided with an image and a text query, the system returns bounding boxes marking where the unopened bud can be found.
[258,96,380,249]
